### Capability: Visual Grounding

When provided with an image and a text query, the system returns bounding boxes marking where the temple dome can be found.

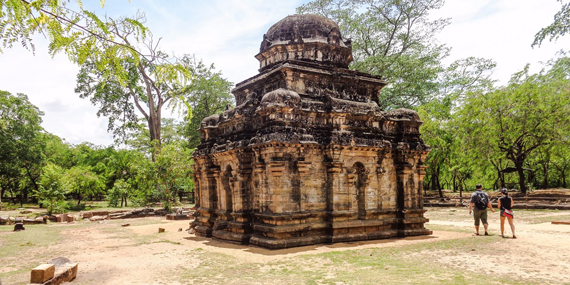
[260,14,349,53]
[256,14,353,70]
[260,88,301,108]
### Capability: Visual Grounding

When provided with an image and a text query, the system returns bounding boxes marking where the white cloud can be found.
[431,0,570,84]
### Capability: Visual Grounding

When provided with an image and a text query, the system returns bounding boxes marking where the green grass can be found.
[0,222,90,283]
[3,206,567,285]
[175,236,534,285]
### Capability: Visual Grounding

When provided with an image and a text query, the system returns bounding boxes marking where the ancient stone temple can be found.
[191,14,431,249]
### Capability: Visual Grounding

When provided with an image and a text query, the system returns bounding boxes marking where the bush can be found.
[66,201,86,211]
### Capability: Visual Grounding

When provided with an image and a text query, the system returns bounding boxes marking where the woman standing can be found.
[498,188,516,238]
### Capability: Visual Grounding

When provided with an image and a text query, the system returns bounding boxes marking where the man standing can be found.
[469,183,495,235]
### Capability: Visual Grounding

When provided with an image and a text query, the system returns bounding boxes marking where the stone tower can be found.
[191,14,431,249]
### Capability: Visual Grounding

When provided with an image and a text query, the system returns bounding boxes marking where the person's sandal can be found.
[513,236,517,239]
[484,232,489,236]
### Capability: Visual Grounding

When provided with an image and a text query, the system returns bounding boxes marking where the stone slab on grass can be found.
[166,214,191,220]
[28,262,78,285]
[552,220,570,225]
[30,264,55,283]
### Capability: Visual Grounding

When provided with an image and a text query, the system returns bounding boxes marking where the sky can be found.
[1,0,569,147]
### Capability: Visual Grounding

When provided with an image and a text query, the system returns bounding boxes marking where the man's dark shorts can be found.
[473,209,488,226]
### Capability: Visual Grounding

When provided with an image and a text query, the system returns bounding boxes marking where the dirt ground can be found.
[1,208,570,285]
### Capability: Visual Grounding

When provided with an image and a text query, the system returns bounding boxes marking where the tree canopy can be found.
[297,0,450,109]
[533,1,570,47]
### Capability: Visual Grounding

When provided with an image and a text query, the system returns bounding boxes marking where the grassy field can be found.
[1,207,569,285]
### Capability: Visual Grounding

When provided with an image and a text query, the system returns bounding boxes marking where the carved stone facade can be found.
[191,14,431,249]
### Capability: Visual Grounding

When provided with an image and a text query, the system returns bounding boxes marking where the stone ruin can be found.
[191,14,431,249]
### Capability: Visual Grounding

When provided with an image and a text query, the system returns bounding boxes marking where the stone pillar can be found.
[327,162,344,213]
[252,162,266,212]
[193,166,220,237]
[267,161,288,213]
[394,151,431,237]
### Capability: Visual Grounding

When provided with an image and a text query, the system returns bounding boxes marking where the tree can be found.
[1,1,153,79]
[154,142,193,210]
[64,165,104,205]
[419,57,496,195]
[35,163,67,215]
[73,12,196,155]
[551,145,570,188]
[182,58,233,149]
[2,2,193,154]
[107,179,130,207]
[297,0,450,109]
[0,90,45,206]
[456,58,570,194]
[533,1,570,47]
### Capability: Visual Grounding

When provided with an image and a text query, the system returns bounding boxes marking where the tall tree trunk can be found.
[436,166,443,199]
[516,162,527,195]
[452,170,457,193]
[25,166,40,191]
[542,163,549,189]
[9,187,16,204]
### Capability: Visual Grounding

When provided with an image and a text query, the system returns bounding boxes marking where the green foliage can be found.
[0,0,150,83]
[35,163,67,215]
[64,165,104,205]
[2,1,194,151]
[107,179,130,207]
[298,0,450,109]
[533,1,570,47]
[457,57,570,193]
[0,90,46,205]
[154,142,193,210]
[181,57,233,149]
[420,54,570,193]
[419,57,496,195]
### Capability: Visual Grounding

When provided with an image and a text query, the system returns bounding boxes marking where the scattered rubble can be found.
[0,207,196,226]
[425,189,570,209]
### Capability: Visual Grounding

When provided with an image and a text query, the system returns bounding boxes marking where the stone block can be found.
[89,215,107,221]
[30,264,55,283]
[158,228,165,233]
[45,263,78,285]
[56,215,63,223]
[82,212,93,219]
[66,215,74,223]
[23,218,39,225]
[13,223,25,231]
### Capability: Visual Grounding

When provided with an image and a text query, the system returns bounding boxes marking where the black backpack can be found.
[474,192,489,209]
